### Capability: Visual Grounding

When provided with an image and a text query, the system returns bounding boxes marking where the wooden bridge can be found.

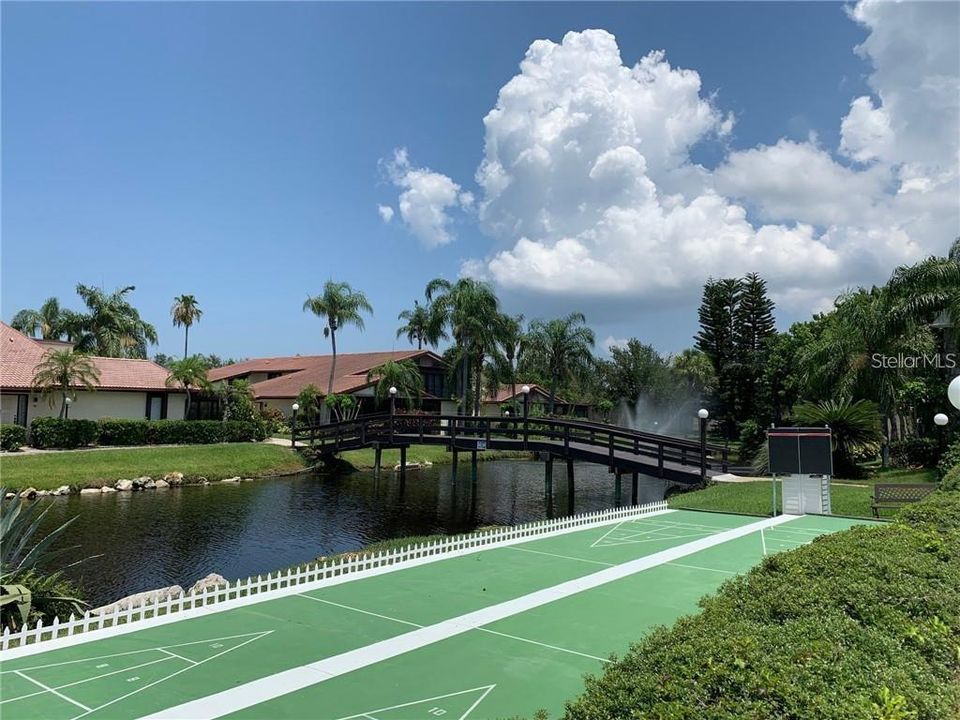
[291,414,729,494]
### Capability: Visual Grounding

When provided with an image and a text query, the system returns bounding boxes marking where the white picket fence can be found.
[1,500,669,654]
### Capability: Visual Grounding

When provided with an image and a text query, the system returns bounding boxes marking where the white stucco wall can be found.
[24,390,187,423]
[1,394,25,424]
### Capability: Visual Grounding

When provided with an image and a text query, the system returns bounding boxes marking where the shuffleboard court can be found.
[0,509,874,719]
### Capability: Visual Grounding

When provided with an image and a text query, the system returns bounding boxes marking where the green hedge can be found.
[890,436,940,468]
[29,418,99,449]
[97,418,266,446]
[0,424,27,452]
[564,493,960,720]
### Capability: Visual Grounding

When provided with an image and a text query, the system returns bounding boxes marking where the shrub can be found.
[737,419,766,462]
[28,417,98,449]
[259,407,287,435]
[564,493,960,720]
[96,418,149,446]
[936,438,960,479]
[0,424,27,452]
[890,436,940,468]
[146,420,225,445]
[940,463,960,492]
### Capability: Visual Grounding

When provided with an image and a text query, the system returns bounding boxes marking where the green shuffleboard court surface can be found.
[0,509,874,720]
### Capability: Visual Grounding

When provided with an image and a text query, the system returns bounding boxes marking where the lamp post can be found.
[389,386,397,443]
[64,396,73,419]
[697,408,709,483]
[522,385,531,450]
[935,411,949,457]
[291,403,299,449]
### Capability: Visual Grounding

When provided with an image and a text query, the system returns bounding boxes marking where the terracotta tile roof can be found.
[0,321,174,392]
[210,350,442,399]
[483,383,556,404]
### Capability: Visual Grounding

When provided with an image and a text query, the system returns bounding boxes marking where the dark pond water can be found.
[37,460,670,607]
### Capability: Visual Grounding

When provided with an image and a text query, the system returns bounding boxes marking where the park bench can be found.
[871,483,938,517]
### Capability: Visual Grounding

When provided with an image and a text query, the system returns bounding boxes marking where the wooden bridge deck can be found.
[292,414,728,485]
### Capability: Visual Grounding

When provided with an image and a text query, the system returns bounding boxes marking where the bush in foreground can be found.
[0,424,27,451]
[564,493,960,720]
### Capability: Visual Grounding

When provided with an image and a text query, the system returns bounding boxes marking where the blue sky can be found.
[5,2,953,361]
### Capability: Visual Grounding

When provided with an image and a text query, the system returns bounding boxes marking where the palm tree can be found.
[171,295,203,358]
[165,356,211,419]
[367,359,425,408]
[793,398,883,477]
[303,281,374,398]
[489,313,525,414]
[671,348,717,395]
[74,284,158,358]
[11,297,68,339]
[525,312,596,414]
[426,278,500,415]
[887,237,960,346]
[31,350,101,418]
[799,287,932,463]
[396,300,446,350]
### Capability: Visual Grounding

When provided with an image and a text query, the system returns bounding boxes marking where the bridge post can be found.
[522,389,530,449]
[400,446,407,482]
[614,471,622,507]
[608,433,614,471]
[545,455,554,517]
[631,472,639,505]
[566,458,575,513]
[699,411,708,483]
[374,445,382,480]
[471,450,478,481]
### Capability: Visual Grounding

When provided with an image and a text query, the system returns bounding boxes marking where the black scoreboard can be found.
[767,427,833,476]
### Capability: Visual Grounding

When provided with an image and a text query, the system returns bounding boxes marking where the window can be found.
[145,393,168,420]
[423,371,447,398]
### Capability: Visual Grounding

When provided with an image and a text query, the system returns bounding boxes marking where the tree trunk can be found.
[473,355,483,416]
[59,392,67,419]
[549,370,558,414]
[185,386,192,420]
[184,324,189,359]
[327,326,337,396]
[460,347,470,415]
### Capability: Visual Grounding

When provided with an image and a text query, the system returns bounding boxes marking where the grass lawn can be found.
[0,444,307,491]
[670,467,939,519]
[669,480,874,518]
[337,444,529,470]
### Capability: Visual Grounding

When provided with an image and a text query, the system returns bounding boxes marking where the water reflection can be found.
[36,460,668,606]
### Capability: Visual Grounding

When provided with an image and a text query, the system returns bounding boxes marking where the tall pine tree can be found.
[733,273,777,423]
[695,274,777,437]
[695,278,741,437]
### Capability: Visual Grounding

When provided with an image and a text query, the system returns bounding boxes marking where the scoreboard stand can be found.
[767,427,834,516]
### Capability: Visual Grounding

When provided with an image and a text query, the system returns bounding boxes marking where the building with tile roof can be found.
[208,349,456,417]
[1,321,187,425]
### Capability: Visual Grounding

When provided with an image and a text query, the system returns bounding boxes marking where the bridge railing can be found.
[292,413,729,473]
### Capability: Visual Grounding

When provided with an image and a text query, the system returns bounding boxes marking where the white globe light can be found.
[949,375,960,411]
[504,410,510,416]
[934,412,949,426]
[521,385,531,395]
[389,386,397,396]
[292,403,299,412]
[65,397,73,405]
[697,408,709,419]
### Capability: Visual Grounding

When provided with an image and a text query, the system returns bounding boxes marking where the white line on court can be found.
[157,649,197,666]
[295,595,423,628]
[14,671,91,713]
[504,546,615,566]
[475,628,611,663]
[140,514,796,720]
[2,657,176,705]
[665,562,737,575]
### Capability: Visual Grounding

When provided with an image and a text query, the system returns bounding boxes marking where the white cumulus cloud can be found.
[377,204,394,223]
[383,148,470,248]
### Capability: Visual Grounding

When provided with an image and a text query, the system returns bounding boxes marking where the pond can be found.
[36,460,671,607]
